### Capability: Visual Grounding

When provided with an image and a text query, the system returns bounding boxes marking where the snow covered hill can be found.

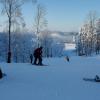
[50,31,77,43]
[0,56,100,100]
[63,43,76,56]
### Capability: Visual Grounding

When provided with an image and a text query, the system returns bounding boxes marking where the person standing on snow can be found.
[0,68,3,79]
[33,46,43,65]
[30,54,33,64]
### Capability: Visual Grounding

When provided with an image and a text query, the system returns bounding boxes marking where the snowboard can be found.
[83,78,100,82]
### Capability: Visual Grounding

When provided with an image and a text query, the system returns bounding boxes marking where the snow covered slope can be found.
[63,43,76,56]
[0,56,100,100]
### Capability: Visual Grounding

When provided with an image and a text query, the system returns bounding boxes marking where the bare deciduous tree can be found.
[0,0,37,63]
[34,3,47,47]
[0,0,27,63]
[76,11,97,56]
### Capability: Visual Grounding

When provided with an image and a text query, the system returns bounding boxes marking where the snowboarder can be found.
[30,54,33,64]
[33,46,43,65]
[95,75,100,82]
[0,68,3,79]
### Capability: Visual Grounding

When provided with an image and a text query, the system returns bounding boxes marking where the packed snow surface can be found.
[0,56,100,100]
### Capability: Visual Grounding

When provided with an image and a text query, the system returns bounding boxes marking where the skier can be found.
[33,46,43,65]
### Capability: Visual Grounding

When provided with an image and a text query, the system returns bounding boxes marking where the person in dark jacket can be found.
[65,56,70,62]
[95,75,100,82]
[33,46,43,65]
[30,54,33,64]
[0,68,3,79]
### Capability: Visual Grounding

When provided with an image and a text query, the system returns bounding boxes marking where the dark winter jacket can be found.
[34,48,42,58]
[0,68,3,79]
